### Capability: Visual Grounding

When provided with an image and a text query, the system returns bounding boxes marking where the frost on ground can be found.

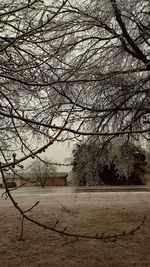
[0,192,150,267]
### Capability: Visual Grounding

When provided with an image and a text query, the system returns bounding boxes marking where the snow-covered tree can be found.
[72,137,148,185]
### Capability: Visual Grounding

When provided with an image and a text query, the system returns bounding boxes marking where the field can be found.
[0,191,150,267]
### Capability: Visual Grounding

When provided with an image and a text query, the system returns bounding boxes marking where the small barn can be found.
[0,172,68,188]
[28,172,68,187]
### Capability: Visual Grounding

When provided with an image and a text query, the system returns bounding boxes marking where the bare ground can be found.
[0,192,150,267]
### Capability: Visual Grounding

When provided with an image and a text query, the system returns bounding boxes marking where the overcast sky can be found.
[23,140,74,173]
[43,141,73,172]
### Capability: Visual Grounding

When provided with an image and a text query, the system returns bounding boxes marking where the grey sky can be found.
[23,140,74,172]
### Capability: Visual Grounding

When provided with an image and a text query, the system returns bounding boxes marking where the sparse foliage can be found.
[0,0,150,171]
[29,158,57,187]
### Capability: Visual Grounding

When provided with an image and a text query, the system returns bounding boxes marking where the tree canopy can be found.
[72,137,148,185]
[0,0,150,172]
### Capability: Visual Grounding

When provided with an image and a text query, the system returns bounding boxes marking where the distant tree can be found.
[72,137,148,186]
[29,158,57,187]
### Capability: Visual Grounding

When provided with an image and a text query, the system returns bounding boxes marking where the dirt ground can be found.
[0,192,150,267]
